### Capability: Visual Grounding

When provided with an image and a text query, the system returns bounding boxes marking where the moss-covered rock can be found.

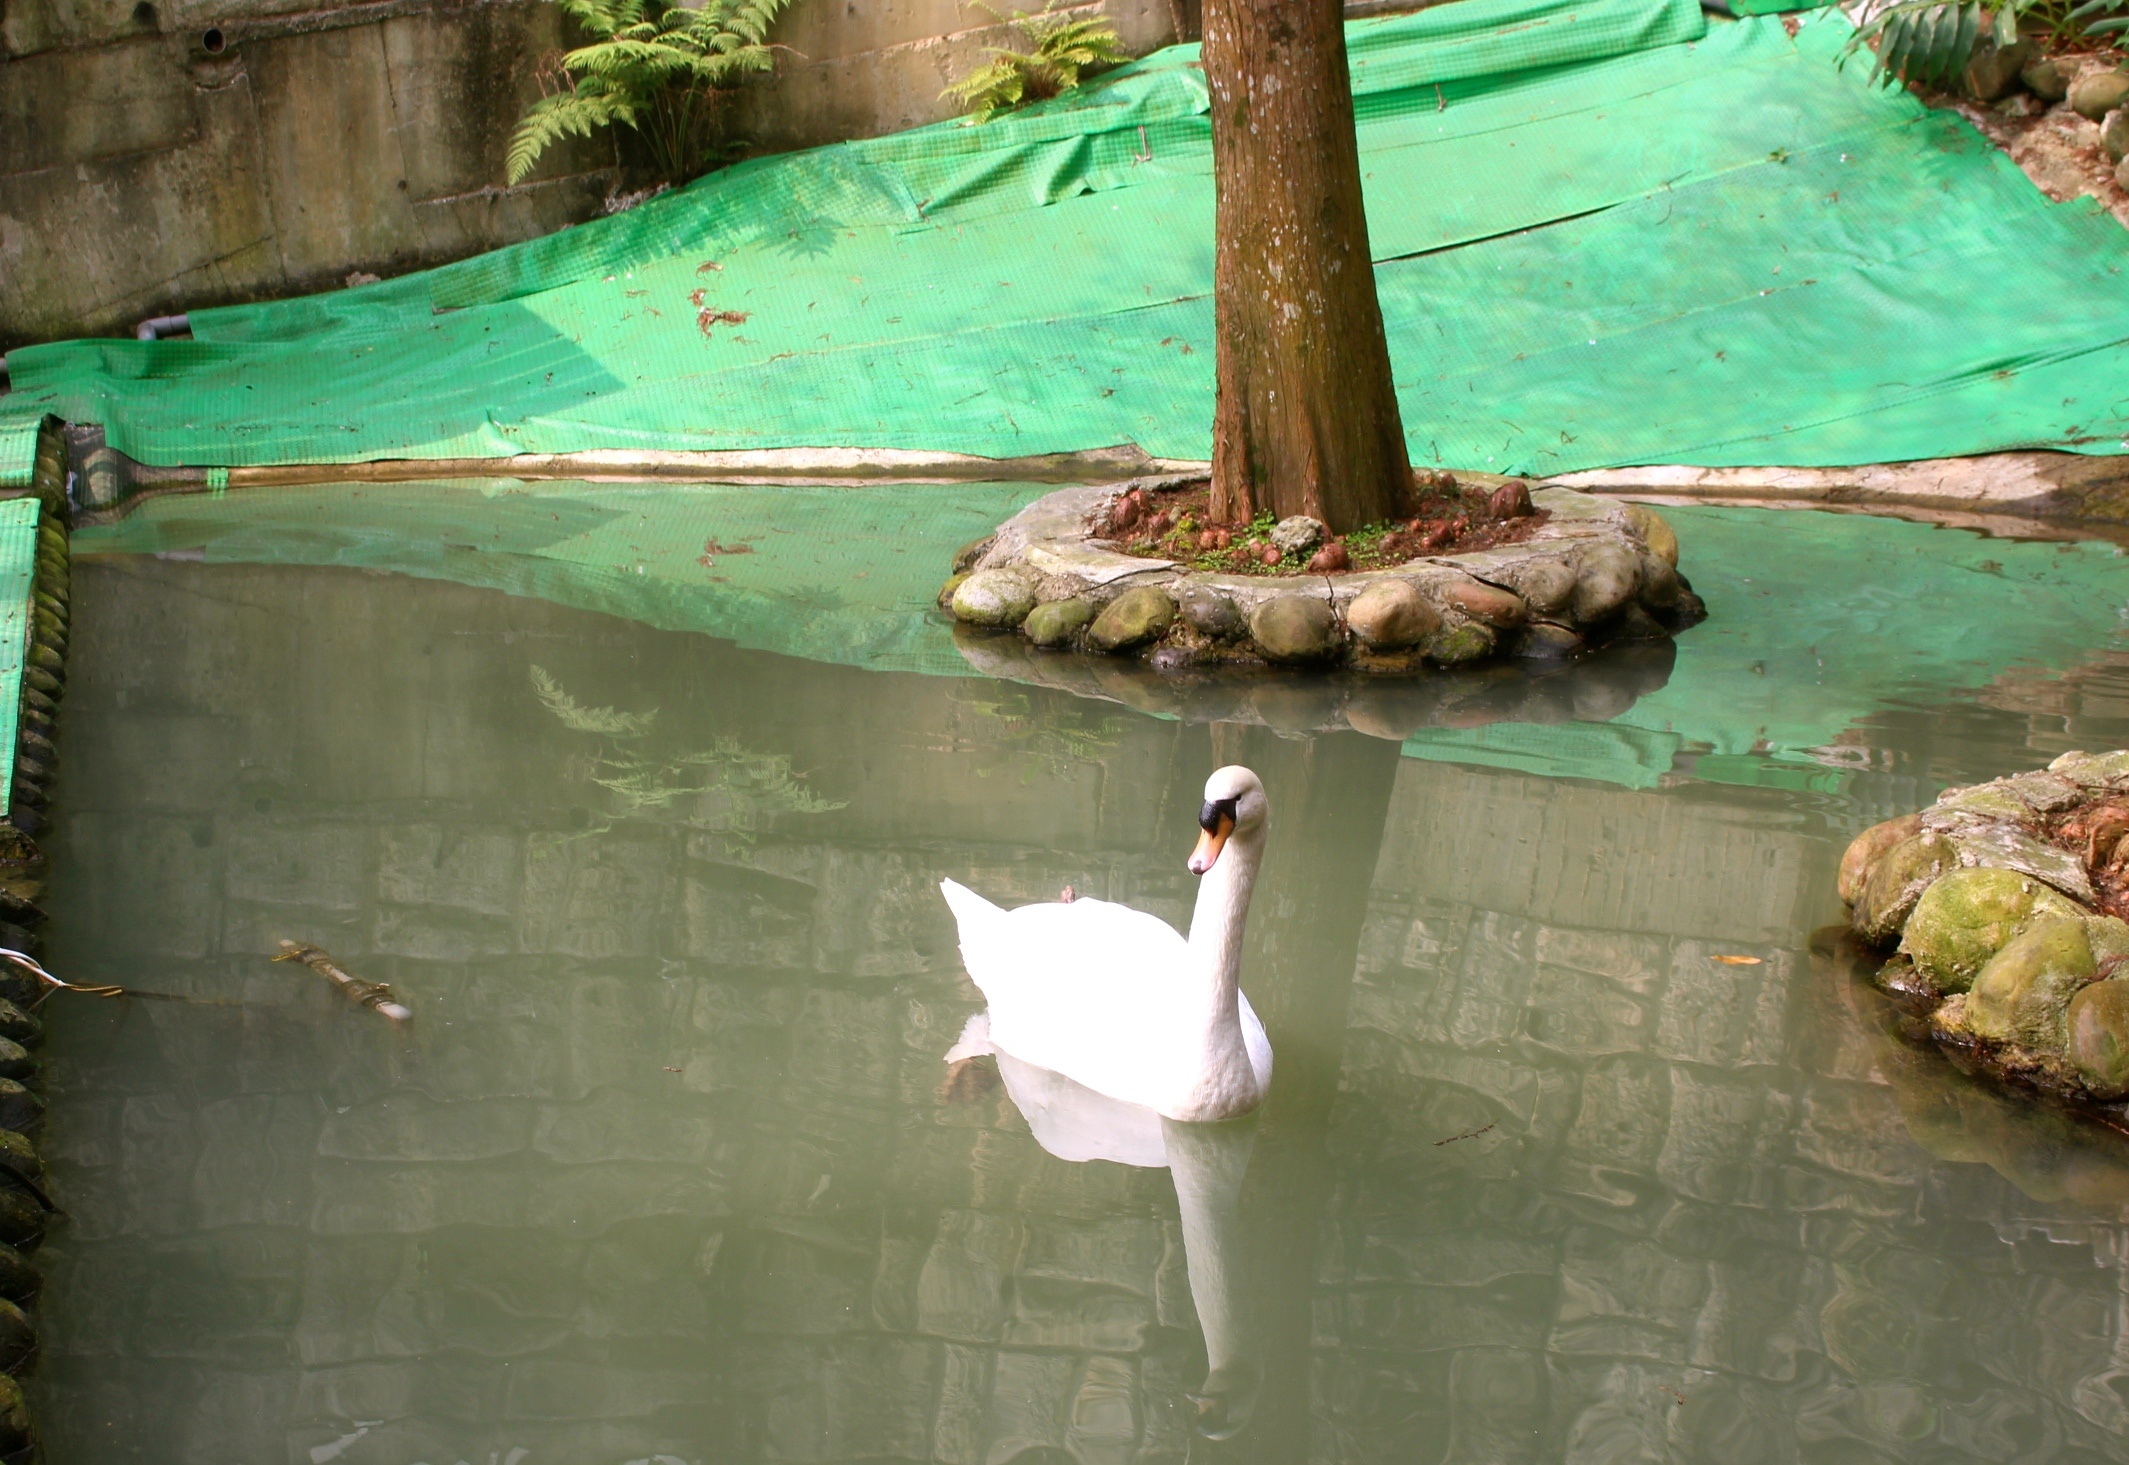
[0,1244,36,1306]
[1897,866,2083,991]
[1346,580,1439,650]
[1622,503,1679,567]
[1427,620,1497,665]
[1840,813,1922,906]
[1023,597,1094,648]
[1570,543,1638,623]
[950,570,1038,628]
[1177,586,1245,640]
[1248,595,1340,663]
[2087,915,2129,970]
[1086,587,1175,652]
[1965,914,2094,1053]
[2049,749,2129,787]
[0,1004,38,1051]
[2069,979,2129,1098]
[1853,833,1955,945]
[1933,785,2036,825]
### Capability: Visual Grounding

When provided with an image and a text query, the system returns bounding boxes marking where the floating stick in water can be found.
[273,942,412,1027]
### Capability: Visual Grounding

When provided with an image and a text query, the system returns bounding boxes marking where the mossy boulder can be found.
[1249,595,1340,663]
[1934,785,2036,825]
[1023,598,1095,648]
[1177,586,1245,640]
[1839,813,1922,906]
[1570,543,1638,623]
[1853,834,1955,945]
[1347,580,1439,650]
[0,1373,27,1455]
[1086,587,1175,653]
[2051,749,2129,788]
[1965,915,2095,1053]
[0,1002,38,1050]
[2088,915,2129,969]
[1622,503,1679,567]
[1899,867,2085,991]
[951,570,1038,628]
[0,1246,33,1307]
[2069,979,2129,1098]
[1428,621,1497,665]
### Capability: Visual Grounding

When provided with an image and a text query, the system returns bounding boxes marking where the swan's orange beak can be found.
[1189,814,1232,875]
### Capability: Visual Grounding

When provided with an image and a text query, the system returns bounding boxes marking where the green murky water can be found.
[25,504,2129,1463]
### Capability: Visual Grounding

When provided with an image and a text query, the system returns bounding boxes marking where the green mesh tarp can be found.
[6,1,2129,473]
[0,430,33,490]
[0,499,39,813]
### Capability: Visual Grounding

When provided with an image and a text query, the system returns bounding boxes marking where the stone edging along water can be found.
[939,480,1703,679]
[1841,753,2129,1118]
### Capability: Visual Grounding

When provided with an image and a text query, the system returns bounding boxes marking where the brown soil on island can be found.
[2048,795,2129,922]
[1099,472,1550,576]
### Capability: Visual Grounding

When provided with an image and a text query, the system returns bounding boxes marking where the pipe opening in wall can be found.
[201,26,224,51]
[132,2,157,28]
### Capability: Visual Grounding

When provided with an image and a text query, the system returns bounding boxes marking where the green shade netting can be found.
[7,0,2129,473]
[77,487,2129,791]
[0,499,38,813]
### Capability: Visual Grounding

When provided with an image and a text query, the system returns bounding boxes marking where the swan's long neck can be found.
[1178,824,1265,1117]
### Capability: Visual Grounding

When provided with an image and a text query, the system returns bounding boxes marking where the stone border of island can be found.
[939,478,1702,674]
[0,419,80,1464]
[1841,752,2129,1116]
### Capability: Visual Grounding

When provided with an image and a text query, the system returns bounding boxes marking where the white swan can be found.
[938,765,1273,1122]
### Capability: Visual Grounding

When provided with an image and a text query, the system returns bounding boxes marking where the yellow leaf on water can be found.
[1713,954,1764,966]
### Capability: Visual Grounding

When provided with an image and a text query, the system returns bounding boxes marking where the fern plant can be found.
[942,3,1129,124]
[1841,0,2129,90]
[507,0,792,186]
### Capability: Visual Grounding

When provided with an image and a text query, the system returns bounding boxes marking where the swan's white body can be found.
[939,767,1273,1122]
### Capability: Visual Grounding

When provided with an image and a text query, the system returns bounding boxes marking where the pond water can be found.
[24,503,2129,1463]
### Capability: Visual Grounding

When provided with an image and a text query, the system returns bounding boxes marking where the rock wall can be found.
[28,555,2129,1461]
[0,0,1190,349]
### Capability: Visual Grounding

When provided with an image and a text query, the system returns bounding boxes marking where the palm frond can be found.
[1840,0,2012,89]
[2067,0,2129,32]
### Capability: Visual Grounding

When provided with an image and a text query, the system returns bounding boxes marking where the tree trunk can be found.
[1203,0,1412,534]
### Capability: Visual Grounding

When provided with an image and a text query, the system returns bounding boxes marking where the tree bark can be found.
[1203,0,1412,534]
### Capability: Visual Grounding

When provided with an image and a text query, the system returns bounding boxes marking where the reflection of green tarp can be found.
[79,489,2129,791]
[9,0,2129,478]
[1404,505,2129,786]
[75,481,1048,676]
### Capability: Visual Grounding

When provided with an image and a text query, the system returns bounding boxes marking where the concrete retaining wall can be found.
[0,0,1194,349]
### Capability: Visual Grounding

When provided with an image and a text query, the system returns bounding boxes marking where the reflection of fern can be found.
[951,688,1128,781]
[943,3,1128,124]
[506,0,792,184]
[531,666,659,736]
[530,666,842,836]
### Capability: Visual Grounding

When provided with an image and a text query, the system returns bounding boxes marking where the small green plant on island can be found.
[1842,0,2126,90]
[942,2,1129,124]
[506,0,794,186]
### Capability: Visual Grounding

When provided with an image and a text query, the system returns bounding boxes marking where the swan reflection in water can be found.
[948,1011,1263,1441]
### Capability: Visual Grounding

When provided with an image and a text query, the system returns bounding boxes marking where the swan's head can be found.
[1189,766,1267,875]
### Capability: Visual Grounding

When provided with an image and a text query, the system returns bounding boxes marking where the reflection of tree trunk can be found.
[1203,724,1401,1459]
[1201,0,1411,532]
